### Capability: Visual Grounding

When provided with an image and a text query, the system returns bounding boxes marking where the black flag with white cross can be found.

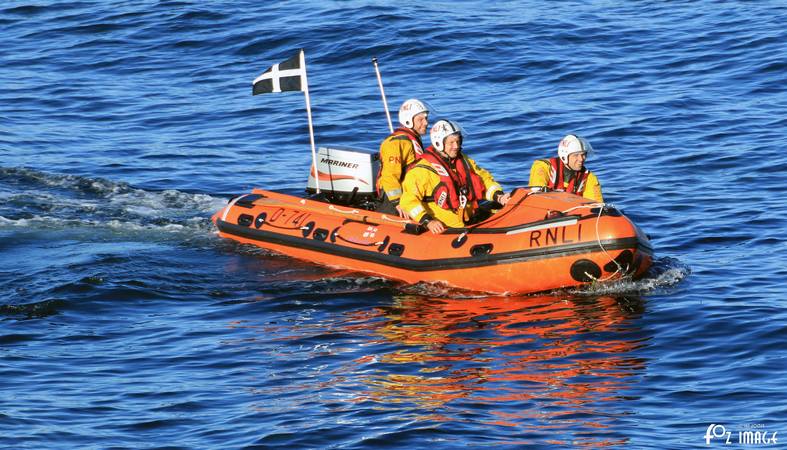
[252,50,306,95]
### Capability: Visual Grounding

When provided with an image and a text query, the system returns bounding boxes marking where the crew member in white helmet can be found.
[528,134,603,202]
[376,99,430,217]
[400,119,510,234]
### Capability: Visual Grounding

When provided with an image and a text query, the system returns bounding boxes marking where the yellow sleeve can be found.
[465,155,503,201]
[399,164,433,222]
[528,159,551,187]
[377,135,414,202]
[584,171,604,202]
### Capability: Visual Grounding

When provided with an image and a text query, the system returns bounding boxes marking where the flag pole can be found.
[300,49,320,194]
[372,57,394,133]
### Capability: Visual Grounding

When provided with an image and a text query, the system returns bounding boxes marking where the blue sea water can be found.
[2,1,787,448]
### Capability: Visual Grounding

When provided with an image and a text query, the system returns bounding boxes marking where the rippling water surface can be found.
[2,1,786,448]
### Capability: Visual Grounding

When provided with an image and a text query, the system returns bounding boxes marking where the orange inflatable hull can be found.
[212,188,653,294]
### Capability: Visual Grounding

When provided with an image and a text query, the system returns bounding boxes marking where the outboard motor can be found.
[306,146,380,208]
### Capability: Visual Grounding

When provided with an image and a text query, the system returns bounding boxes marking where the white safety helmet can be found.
[430,119,464,152]
[557,134,593,164]
[398,98,429,129]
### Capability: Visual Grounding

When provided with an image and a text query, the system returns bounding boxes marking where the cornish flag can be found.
[252,49,306,95]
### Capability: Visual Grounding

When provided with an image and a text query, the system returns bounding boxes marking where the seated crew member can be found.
[400,119,510,234]
[376,98,430,217]
[528,134,604,202]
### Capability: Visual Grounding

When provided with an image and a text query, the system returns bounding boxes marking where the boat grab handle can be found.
[403,223,427,235]
[329,205,359,214]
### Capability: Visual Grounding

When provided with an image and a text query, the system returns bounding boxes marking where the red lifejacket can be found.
[418,146,486,211]
[376,127,425,196]
[546,157,589,195]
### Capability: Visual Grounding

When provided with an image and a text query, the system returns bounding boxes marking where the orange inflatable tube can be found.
[212,188,653,294]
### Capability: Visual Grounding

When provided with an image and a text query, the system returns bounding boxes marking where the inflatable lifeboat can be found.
[212,146,653,294]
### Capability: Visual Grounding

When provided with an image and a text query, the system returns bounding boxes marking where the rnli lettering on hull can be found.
[320,158,359,169]
[529,224,582,247]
